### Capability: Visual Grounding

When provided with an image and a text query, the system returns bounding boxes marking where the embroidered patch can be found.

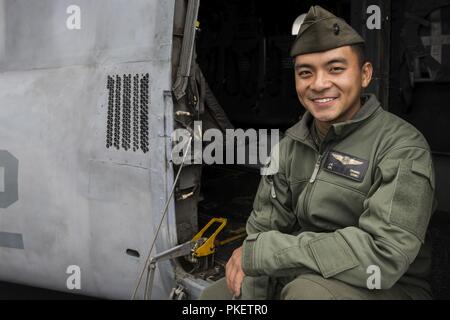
[324,150,369,182]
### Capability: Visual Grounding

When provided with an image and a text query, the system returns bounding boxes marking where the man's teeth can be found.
[314,98,336,103]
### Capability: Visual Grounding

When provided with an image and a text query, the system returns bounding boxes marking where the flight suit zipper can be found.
[303,146,331,217]
[309,154,323,183]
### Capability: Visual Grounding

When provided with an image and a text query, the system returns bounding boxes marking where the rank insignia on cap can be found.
[333,23,340,35]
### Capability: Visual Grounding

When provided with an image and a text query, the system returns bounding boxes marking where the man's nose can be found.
[310,71,332,91]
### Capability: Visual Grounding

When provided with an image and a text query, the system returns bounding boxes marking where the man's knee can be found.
[199,276,273,300]
[198,277,233,300]
[280,275,337,300]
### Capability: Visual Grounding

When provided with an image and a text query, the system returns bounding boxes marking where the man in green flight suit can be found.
[199,5,436,300]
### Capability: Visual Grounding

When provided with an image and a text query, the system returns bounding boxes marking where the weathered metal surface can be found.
[0,0,177,299]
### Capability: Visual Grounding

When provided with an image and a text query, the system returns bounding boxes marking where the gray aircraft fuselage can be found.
[0,0,178,299]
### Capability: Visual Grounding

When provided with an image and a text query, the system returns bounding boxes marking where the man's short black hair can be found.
[351,43,366,68]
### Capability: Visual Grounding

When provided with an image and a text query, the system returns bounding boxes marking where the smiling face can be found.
[294,45,372,125]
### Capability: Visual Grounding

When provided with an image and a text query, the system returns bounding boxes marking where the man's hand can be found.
[225,246,245,297]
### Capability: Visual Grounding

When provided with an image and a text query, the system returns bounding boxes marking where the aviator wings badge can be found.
[324,150,368,182]
[332,153,364,166]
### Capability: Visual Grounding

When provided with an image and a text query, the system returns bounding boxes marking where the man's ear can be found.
[361,62,373,88]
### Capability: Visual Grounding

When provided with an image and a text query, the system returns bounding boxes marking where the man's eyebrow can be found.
[295,58,348,70]
[326,58,348,65]
[294,63,313,70]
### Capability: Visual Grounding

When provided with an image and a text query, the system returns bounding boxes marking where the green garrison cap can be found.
[290,5,365,57]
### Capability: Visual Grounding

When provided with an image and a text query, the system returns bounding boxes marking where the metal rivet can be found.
[333,23,340,35]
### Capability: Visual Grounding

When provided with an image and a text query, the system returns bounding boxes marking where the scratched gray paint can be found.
[0,0,177,299]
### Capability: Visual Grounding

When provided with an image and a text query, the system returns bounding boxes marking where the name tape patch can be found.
[324,150,368,182]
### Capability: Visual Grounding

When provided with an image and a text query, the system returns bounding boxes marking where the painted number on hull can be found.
[0,150,18,208]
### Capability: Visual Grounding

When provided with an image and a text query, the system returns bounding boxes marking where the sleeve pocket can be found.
[308,234,360,278]
[389,160,434,243]
[411,160,435,190]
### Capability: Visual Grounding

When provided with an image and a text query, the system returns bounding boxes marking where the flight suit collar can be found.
[286,93,382,146]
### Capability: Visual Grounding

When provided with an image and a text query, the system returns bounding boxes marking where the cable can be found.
[131,135,193,300]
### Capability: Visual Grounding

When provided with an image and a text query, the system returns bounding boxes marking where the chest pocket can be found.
[309,150,371,224]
